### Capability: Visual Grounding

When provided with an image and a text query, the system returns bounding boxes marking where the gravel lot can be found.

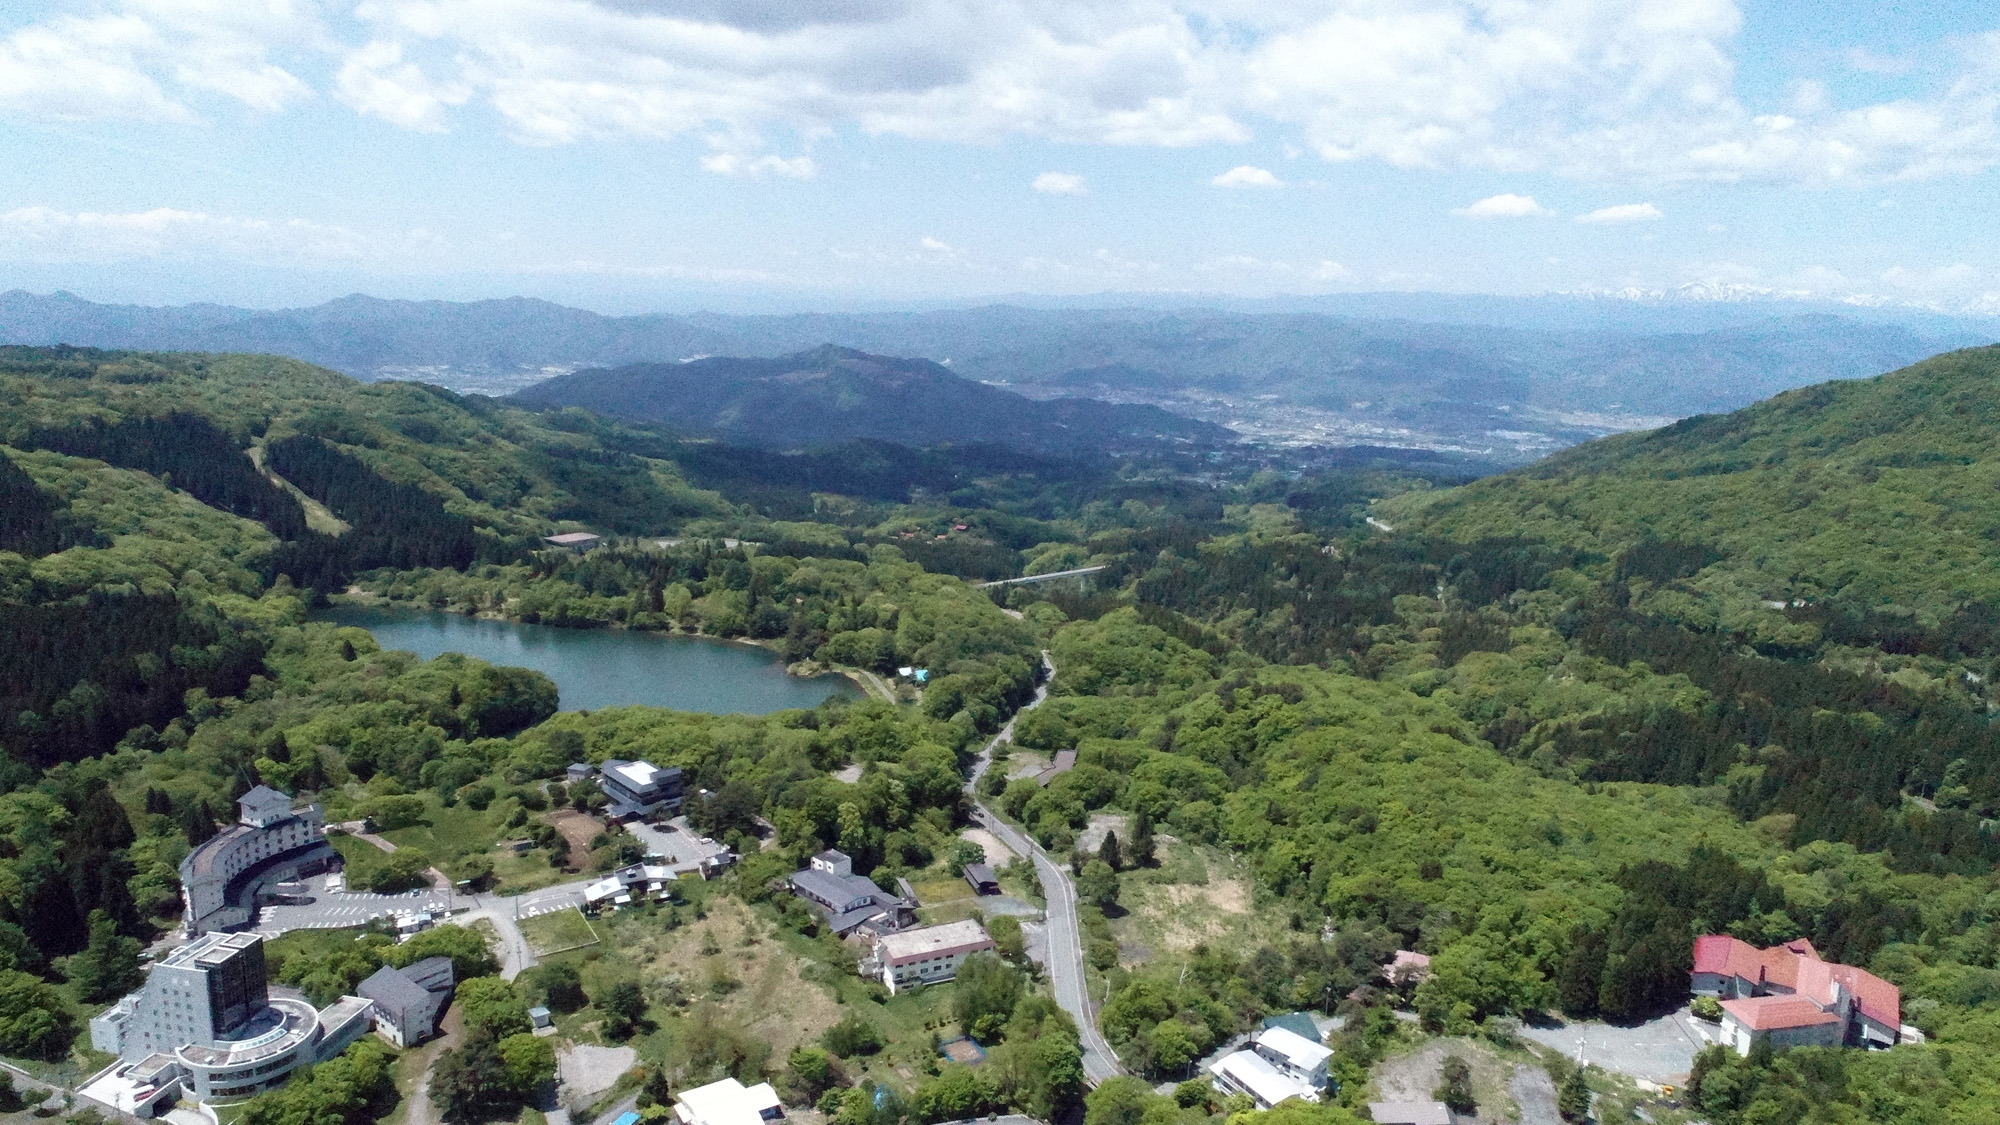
[1517,1008,1709,1084]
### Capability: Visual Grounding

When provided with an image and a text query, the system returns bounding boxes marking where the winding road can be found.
[965,652,1123,1085]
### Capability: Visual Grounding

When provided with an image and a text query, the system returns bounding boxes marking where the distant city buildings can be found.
[89,932,372,1106]
[180,785,337,936]
[1692,935,1903,1054]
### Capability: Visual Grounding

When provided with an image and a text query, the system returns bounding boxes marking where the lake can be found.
[320,605,863,714]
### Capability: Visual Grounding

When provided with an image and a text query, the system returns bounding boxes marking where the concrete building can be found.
[1692,935,1901,1053]
[358,957,454,1047]
[88,932,371,1102]
[787,850,910,936]
[876,920,995,994]
[674,1077,784,1125]
[1210,1049,1314,1109]
[1251,1026,1332,1091]
[599,759,686,820]
[180,786,336,936]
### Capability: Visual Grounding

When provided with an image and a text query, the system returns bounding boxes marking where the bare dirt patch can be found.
[1372,1038,1526,1124]
[959,827,1017,863]
[617,897,845,1057]
[545,810,604,869]
[558,1044,637,1103]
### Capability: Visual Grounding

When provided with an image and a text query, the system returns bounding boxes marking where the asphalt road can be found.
[966,652,1124,1085]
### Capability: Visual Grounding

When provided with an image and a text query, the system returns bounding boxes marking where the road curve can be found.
[966,653,1123,1084]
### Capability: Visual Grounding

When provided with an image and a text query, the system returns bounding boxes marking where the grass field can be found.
[520,907,600,955]
[1108,838,1284,968]
[374,795,575,894]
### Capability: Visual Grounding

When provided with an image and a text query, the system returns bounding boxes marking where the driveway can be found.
[1517,1009,1709,1085]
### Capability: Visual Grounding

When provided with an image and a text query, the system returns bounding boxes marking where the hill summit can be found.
[1385,344,2000,628]
[508,345,1232,457]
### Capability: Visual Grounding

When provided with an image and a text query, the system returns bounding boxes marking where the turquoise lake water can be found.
[320,606,862,714]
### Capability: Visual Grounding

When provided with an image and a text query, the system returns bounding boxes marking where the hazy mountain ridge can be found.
[510,344,1235,457]
[1,289,1987,461]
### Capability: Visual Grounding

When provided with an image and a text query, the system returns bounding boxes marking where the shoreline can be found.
[330,591,883,694]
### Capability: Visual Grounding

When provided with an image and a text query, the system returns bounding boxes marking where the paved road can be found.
[965,653,1123,1085]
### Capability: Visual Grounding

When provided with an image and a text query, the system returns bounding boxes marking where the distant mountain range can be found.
[2,288,1990,462]
[510,345,1233,458]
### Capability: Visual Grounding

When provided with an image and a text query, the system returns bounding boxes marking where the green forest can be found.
[4,343,2000,1124]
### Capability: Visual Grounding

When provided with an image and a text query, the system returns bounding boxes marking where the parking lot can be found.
[1518,1006,1711,1085]
[254,871,452,933]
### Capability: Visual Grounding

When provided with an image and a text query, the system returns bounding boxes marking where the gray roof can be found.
[358,965,431,1019]
[964,863,998,886]
[791,868,883,910]
[826,904,890,935]
[402,956,455,993]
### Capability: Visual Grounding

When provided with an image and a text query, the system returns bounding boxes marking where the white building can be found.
[1210,1049,1315,1109]
[180,786,335,935]
[584,864,679,911]
[675,1077,784,1125]
[875,919,995,994]
[1251,1026,1331,1090]
[88,932,371,1102]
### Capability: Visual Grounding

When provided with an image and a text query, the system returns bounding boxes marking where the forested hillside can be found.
[4,343,2000,1123]
[509,345,1234,456]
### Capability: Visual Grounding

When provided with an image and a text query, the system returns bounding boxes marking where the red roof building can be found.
[1692,935,1902,1054]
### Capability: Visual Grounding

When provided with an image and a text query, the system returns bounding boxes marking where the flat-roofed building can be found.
[599,759,686,820]
[876,919,995,994]
[674,1077,784,1125]
[88,932,369,1101]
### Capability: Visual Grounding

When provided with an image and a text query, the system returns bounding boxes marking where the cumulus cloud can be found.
[1213,165,1282,188]
[1032,172,1087,195]
[0,1,314,123]
[1577,203,1663,224]
[1453,193,1549,218]
[8,1,2000,184]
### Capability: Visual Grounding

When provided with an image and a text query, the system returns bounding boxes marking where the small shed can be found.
[963,863,1000,895]
[528,1006,552,1030]
[566,762,593,783]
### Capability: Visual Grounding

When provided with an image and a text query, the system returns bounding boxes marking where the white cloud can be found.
[1032,171,1087,195]
[1213,165,1282,188]
[0,1,315,123]
[700,151,817,178]
[1452,193,1548,218]
[335,39,467,132]
[1577,203,1663,224]
[0,205,384,263]
[6,1,2000,186]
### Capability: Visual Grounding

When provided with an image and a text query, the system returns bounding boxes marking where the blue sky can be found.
[2,0,2000,313]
